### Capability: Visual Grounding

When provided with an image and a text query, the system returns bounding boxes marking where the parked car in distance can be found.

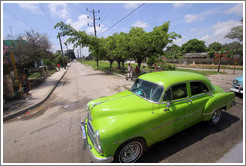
[81,71,236,163]
[230,75,243,94]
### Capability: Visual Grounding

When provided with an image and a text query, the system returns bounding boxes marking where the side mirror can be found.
[164,102,170,111]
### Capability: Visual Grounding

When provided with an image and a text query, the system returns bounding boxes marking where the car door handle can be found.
[186,99,192,103]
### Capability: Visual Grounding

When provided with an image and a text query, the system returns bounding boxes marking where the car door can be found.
[184,81,211,126]
[159,82,191,140]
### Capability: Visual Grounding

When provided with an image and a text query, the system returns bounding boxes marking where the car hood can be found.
[87,90,153,119]
[234,75,243,84]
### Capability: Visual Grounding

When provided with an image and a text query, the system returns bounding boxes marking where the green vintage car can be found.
[81,71,236,163]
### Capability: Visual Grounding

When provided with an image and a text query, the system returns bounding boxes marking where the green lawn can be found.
[79,60,223,76]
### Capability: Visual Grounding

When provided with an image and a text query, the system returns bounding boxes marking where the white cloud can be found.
[190,28,197,33]
[184,14,203,23]
[49,3,69,19]
[172,3,185,8]
[67,15,88,31]
[199,19,241,45]
[86,24,107,36]
[224,4,243,16]
[212,19,241,36]
[132,21,148,28]
[18,3,42,14]
[124,3,139,9]
[200,34,210,41]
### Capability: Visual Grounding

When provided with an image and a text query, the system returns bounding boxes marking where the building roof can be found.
[183,52,208,58]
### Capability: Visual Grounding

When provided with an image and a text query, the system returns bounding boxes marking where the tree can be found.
[224,19,243,43]
[223,41,243,57]
[129,22,181,68]
[103,35,117,68]
[181,39,207,54]
[65,49,76,60]
[55,21,103,68]
[164,44,182,59]
[13,30,52,75]
[208,42,223,51]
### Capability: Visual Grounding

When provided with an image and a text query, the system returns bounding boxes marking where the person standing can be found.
[19,74,31,99]
[127,63,133,80]
[57,63,60,71]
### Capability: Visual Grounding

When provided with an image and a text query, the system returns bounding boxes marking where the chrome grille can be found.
[87,119,96,145]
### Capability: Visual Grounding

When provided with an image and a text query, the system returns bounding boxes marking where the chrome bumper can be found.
[80,121,114,163]
[230,87,243,94]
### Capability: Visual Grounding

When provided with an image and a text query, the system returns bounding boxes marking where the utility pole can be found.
[87,8,100,67]
[58,33,66,69]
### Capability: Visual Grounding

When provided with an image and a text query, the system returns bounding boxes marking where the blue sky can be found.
[2,2,244,57]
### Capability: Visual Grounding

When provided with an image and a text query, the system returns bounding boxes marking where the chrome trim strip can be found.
[114,109,202,144]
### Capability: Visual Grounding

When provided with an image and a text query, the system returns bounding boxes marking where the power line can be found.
[98,3,145,37]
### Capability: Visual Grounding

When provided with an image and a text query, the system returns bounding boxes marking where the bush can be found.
[159,59,176,71]
[146,56,157,67]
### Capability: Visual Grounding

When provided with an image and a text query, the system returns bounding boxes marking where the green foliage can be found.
[208,42,223,51]
[224,19,243,42]
[159,61,176,71]
[223,41,243,58]
[164,44,182,59]
[181,39,207,54]
[146,56,158,67]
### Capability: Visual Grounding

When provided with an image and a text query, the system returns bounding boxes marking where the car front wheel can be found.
[115,138,145,163]
[210,108,223,126]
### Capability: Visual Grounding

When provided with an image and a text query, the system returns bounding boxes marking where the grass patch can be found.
[181,65,243,70]
[29,72,40,79]
[79,60,221,76]
[176,68,222,76]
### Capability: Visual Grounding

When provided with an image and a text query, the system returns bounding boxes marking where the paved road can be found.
[3,61,243,163]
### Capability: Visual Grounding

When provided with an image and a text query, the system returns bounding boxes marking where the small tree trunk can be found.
[110,61,113,68]
[117,61,121,69]
[122,61,125,72]
[96,57,99,68]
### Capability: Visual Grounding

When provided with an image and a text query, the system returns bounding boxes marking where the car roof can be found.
[138,71,213,90]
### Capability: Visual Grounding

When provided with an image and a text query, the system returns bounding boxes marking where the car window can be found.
[190,82,209,96]
[172,83,187,100]
[163,83,187,101]
[130,79,164,102]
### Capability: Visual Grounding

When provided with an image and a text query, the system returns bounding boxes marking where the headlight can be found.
[94,130,103,155]
[233,80,238,84]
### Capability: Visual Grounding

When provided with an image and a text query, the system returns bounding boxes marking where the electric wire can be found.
[98,3,145,37]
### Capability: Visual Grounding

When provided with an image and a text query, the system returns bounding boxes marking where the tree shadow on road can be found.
[138,112,240,163]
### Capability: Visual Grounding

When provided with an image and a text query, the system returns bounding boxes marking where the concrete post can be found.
[39,66,46,78]
[3,74,15,98]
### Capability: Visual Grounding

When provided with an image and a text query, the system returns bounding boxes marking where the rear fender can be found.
[202,92,235,121]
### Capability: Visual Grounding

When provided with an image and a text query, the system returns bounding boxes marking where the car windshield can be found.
[130,79,164,102]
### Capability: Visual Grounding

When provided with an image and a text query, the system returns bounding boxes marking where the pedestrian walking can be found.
[19,74,31,100]
[57,64,60,71]
[126,63,133,80]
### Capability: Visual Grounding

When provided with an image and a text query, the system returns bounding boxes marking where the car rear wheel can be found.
[209,109,222,126]
[115,138,145,163]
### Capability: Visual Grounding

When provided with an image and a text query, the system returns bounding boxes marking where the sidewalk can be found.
[3,64,70,121]
[217,139,244,163]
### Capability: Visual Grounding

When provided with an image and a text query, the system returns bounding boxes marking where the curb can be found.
[3,69,68,121]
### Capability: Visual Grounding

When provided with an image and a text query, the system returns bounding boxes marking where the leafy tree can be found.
[12,30,52,75]
[224,19,243,43]
[164,44,182,59]
[181,39,207,54]
[65,49,76,60]
[223,41,243,58]
[146,56,158,68]
[103,35,117,68]
[208,42,223,51]
[129,22,181,68]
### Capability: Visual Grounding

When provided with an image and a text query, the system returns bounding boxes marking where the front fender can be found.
[202,92,235,121]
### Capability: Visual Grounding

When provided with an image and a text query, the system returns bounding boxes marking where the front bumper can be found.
[80,121,114,163]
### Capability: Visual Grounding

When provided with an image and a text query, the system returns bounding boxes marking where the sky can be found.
[2,1,244,58]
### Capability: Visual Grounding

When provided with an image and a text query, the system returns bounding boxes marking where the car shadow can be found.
[138,112,240,163]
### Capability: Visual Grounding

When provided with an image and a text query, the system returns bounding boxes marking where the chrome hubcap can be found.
[119,142,142,163]
[212,110,221,124]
